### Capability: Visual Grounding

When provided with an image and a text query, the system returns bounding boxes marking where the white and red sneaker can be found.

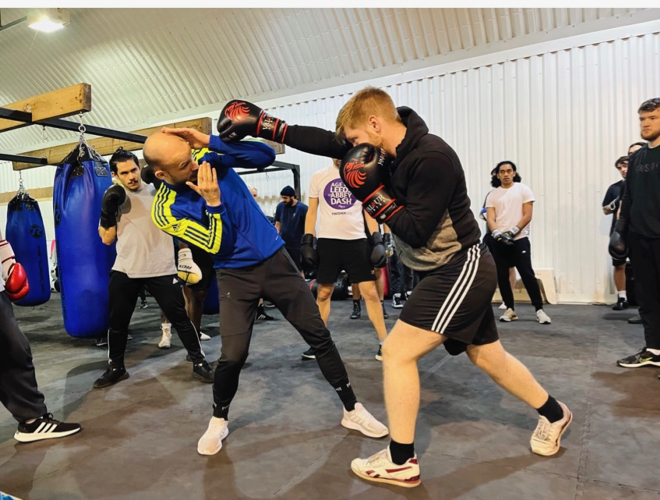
[350,447,421,488]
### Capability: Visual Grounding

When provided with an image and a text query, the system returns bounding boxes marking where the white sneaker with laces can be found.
[199,331,211,341]
[530,401,572,456]
[499,308,518,322]
[341,402,388,438]
[536,310,552,324]
[197,417,229,455]
[351,447,421,488]
[498,302,507,310]
[158,324,172,349]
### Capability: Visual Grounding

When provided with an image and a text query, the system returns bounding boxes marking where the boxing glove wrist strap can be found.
[363,187,404,224]
[510,226,521,236]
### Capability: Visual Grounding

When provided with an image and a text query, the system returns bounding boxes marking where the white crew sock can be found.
[646,348,660,356]
[617,291,627,300]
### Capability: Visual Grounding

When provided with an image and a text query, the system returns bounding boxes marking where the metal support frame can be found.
[0,107,147,144]
[0,153,47,165]
[237,161,301,198]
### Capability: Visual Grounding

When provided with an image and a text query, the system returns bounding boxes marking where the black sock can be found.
[334,380,357,411]
[389,439,415,465]
[353,299,360,307]
[536,395,563,423]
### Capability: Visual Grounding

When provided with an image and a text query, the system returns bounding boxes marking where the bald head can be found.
[144,131,198,186]
[143,132,189,171]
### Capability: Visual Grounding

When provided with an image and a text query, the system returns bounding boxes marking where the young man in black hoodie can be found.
[612,98,660,371]
[217,88,571,488]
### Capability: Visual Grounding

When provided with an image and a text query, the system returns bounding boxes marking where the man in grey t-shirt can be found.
[92,148,214,389]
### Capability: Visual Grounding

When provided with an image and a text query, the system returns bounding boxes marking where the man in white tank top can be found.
[92,148,214,389]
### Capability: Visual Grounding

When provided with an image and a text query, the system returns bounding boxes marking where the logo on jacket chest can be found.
[323,180,357,210]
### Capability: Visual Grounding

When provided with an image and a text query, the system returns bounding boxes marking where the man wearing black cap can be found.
[274,186,308,272]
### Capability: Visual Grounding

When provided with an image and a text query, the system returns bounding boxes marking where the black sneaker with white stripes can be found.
[14,413,82,443]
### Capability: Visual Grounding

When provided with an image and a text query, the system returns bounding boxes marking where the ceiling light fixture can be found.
[27,8,69,33]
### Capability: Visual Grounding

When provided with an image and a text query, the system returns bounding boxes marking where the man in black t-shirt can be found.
[613,98,660,371]
[602,156,629,310]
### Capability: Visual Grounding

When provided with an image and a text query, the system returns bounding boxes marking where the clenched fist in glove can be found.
[177,248,203,285]
[217,100,288,143]
[1,236,29,302]
[339,144,402,224]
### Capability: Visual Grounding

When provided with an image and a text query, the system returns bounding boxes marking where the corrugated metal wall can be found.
[1,28,658,303]
[263,32,660,303]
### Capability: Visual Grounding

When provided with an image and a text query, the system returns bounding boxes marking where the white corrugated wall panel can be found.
[262,32,660,303]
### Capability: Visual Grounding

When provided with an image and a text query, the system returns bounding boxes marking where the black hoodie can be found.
[284,107,481,271]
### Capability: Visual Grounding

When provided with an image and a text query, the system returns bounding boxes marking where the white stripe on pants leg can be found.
[431,245,481,333]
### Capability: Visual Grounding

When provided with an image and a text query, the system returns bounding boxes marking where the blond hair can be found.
[335,87,400,139]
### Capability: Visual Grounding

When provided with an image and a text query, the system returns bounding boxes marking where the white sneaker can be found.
[199,331,211,341]
[351,447,421,488]
[341,402,388,438]
[530,401,572,456]
[197,417,229,455]
[536,310,552,324]
[499,308,518,322]
[498,302,507,310]
[158,324,172,349]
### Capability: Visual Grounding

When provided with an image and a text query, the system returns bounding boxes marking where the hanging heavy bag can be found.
[53,142,116,338]
[6,190,51,306]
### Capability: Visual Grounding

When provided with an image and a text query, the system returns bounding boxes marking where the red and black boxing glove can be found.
[5,262,29,302]
[217,100,288,144]
[339,144,403,224]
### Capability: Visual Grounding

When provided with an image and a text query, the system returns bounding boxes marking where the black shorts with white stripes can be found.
[398,243,499,355]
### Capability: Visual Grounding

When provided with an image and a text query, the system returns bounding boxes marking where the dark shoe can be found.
[612,298,629,311]
[628,315,642,325]
[301,347,316,360]
[139,301,148,309]
[617,348,660,368]
[350,302,361,320]
[14,413,82,443]
[192,360,214,383]
[392,294,403,309]
[381,301,389,319]
[375,345,383,361]
[264,301,276,308]
[93,366,129,389]
[256,307,275,321]
[95,335,108,347]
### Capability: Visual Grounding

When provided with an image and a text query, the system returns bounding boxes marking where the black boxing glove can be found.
[218,100,288,143]
[370,232,387,268]
[141,164,162,190]
[300,233,319,271]
[99,184,126,229]
[339,144,402,224]
[609,218,628,260]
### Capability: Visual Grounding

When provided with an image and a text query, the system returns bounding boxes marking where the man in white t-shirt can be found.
[485,161,551,324]
[300,159,388,361]
[92,148,214,389]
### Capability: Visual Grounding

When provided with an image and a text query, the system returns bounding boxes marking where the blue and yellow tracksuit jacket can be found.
[151,135,284,268]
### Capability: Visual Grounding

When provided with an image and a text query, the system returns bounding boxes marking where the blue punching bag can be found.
[203,277,219,315]
[53,142,116,338]
[6,190,51,306]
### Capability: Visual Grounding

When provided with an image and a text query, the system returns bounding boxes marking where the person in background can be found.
[623,142,646,325]
[274,185,308,273]
[602,156,630,310]
[93,147,213,388]
[613,98,660,371]
[485,161,551,324]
